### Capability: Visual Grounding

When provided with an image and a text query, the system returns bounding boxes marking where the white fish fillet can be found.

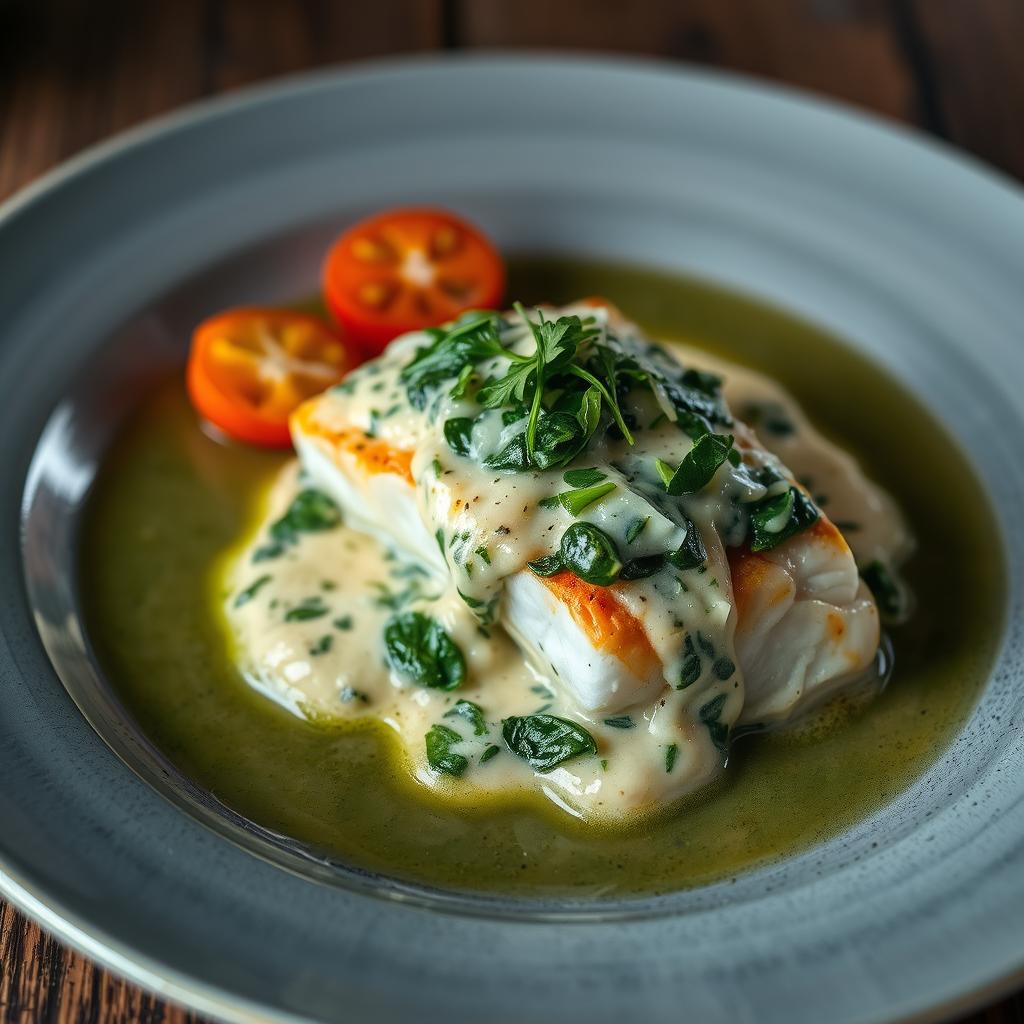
[291,303,892,728]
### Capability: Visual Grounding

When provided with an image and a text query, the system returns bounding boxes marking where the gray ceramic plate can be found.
[1,55,1023,1024]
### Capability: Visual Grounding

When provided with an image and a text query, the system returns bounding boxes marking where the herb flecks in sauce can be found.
[233,574,273,608]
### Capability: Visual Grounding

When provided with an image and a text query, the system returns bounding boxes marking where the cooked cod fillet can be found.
[292,302,897,731]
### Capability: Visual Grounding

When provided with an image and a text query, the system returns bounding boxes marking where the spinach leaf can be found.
[483,433,532,472]
[400,313,505,409]
[527,553,564,576]
[699,692,730,755]
[713,656,735,680]
[457,588,499,627]
[425,724,468,777]
[742,400,794,438]
[559,522,622,586]
[531,411,588,470]
[665,743,679,773]
[480,744,501,763]
[861,560,906,623]
[624,516,650,544]
[749,487,819,552]
[502,403,529,426]
[681,367,724,397]
[254,489,341,561]
[383,612,466,690]
[677,634,702,689]
[659,377,730,433]
[443,416,475,457]
[619,554,665,580]
[655,458,675,489]
[502,713,598,772]
[667,519,707,570]
[444,699,488,736]
[661,433,734,495]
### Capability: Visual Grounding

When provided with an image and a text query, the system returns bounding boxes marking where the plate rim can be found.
[2,52,1023,1024]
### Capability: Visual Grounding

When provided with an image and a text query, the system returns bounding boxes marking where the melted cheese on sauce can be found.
[222,304,909,823]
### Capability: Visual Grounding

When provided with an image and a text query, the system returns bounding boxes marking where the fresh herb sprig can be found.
[400,304,639,470]
[481,302,633,465]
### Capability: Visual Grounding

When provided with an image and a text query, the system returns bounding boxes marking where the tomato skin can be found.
[322,207,505,353]
[187,348,292,447]
[187,307,351,448]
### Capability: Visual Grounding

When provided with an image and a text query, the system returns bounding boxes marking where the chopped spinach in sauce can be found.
[502,713,598,773]
[253,489,341,561]
[425,724,468,777]
[383,612,466,691]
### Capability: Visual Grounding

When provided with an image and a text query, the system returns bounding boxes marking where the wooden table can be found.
[1,1,1021,1021]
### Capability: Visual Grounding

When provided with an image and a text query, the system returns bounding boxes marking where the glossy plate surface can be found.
[1,56,1023,1024]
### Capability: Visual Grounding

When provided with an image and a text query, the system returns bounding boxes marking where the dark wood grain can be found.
[460,0,916,120]
[1,1,1023,1021]
[908,0,1024,181]
[0,0,443,199]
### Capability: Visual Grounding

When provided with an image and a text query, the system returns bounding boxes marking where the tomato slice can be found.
[187,308,352,447]
[322,207,505,353]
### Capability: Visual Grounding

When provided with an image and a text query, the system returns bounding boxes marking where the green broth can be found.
[80,259,1005,896]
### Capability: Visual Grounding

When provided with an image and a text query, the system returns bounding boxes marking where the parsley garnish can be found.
[402,303,639,472]
[563,467,607,487]
[542,480,617,517]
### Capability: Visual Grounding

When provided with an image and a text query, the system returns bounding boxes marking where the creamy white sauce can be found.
[221,304,909,823]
